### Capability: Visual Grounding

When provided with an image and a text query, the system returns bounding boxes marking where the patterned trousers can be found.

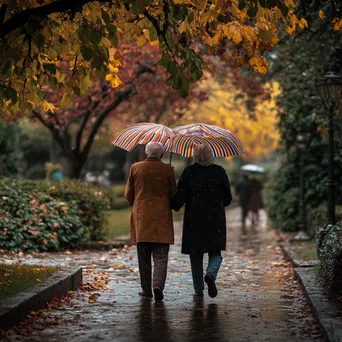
[137,242,170,293]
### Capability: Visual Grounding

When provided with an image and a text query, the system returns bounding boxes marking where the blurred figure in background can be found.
[84,172,97,185]
[248,177,264,225]
[235,173,250,233]
[97,170,111,189]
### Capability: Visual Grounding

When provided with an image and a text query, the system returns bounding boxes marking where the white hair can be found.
[193,143,214,166]
[145,142,164,159]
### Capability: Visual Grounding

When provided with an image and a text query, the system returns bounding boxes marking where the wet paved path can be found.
[2,208,323,341]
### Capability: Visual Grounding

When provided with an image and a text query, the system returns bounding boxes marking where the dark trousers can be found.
[137,242,170,293]
[241,204,248,226]
[189,252,223,292]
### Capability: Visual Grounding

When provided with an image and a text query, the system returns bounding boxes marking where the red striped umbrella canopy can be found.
[169,123,243,158]
[112,123,174,151]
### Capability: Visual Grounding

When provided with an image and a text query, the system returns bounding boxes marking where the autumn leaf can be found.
[285,26,295,35]
[319,10,325,19]
[299,18,308,29]
[42,101,56,113]
[284,0,296,9]
[249,55,269,74]
[332,18,342,32]
[222,22,243,45]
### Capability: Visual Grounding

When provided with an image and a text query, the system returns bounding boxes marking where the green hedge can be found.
[33,179,111,240]
[0,179,84,252]
[0,179,111,252]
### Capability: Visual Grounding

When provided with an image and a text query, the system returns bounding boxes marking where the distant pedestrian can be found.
[172,144,232,298]
[125,142,176,301]
[248,177,264,225]
[235,173,250,233]
[97,170,111,189]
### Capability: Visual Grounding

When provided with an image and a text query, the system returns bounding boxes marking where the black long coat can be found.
[172,163,232,254]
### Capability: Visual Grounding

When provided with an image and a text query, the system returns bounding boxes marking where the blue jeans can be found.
[189,252,223,292]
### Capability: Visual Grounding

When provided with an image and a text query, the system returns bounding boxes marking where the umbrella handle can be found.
[169,152,173,165]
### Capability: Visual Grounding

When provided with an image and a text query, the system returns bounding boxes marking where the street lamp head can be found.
[316,72,342,113]
[296,134,306,151]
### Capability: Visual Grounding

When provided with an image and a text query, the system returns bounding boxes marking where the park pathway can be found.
[3,208,323,342]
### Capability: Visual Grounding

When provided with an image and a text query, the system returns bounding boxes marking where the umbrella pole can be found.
[169,152,173,165]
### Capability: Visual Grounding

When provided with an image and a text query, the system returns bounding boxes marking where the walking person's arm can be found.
[171,169,188,211]
[221,169,232,207]
[124,166,135,206]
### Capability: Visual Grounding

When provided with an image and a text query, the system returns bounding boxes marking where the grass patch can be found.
[0,264,56,301]
[173,207,184,218]
[313,264,321,272]
[301,248,318,260]
[282,232,318,260]
[105,209,131,240]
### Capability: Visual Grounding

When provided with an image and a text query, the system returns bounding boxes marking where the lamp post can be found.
[315,72,342,226]
[294,134,311,241]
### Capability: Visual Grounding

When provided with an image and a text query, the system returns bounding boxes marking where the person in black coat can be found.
[172,144,232,298]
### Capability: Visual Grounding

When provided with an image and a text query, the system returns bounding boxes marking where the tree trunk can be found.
[49,137,62,164]
[61,155,84,179]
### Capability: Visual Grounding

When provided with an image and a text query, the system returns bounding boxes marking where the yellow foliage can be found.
[222,22,244,45]
[319,10,325,19]
[182,77,280,160]
[42,100,56,113]
[299,18,308,29]
[332,18,342,31]
[0,0,338,116]
[248,55,269,74]
[284,0,296,9]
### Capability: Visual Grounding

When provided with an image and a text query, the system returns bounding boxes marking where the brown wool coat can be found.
[125,158,176,244]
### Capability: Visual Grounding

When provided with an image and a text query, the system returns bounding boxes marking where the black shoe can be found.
[153,288,164,301]
[204,274,218,298]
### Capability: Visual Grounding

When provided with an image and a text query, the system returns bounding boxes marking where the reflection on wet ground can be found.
[2,209,323,341]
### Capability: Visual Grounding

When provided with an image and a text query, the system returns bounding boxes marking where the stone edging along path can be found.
[0,266,82,331]
[278,239,342,342]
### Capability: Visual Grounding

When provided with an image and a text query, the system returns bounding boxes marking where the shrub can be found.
[22,179,111,241]
[0,179,84,252]
[0,178,111,243]
[317,223,342,298]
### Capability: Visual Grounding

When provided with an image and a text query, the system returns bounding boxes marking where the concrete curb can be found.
[278,241,342,342]
[0,266,82,331]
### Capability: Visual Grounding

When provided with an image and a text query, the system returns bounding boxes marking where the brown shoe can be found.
[153,288,164,301]
[139,291,153,298]
[204,274,218,298]
[193,291,204,297]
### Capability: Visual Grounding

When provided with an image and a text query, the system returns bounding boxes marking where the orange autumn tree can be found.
[2,0,340,116]
[184,76,280,160]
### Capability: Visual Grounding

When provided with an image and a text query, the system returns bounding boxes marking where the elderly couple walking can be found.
[125,142,232,301]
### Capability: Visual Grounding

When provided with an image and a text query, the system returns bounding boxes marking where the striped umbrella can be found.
[112,123,174,151]
[169,123,243,157]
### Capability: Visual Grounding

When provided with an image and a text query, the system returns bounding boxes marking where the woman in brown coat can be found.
[125,142,176,301]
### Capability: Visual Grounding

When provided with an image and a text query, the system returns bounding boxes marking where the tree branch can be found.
[80,86,137,161]
[74,95,102,154]
[32,109,69,154]
[0,0,109,38]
